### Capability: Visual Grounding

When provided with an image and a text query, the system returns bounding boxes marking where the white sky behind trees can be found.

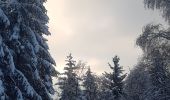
[45,0,165,74]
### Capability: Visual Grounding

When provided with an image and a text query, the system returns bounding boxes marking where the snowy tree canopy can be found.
[144,0,170,24]
[83,68,98,100]
[0,0,58,99]
[136,24,170,52]
[124,62,152,100]
[135,24,170,100]
[58,54,82,100]
[103,56,127,100]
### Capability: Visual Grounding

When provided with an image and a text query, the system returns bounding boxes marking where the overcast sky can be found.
[45,0,165,74]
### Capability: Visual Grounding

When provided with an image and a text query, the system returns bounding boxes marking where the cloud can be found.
[45,0,165,74]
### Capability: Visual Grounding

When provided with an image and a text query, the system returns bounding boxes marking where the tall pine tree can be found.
[0,0,57,99]
[58,54,82,100]
[103,56,126,100]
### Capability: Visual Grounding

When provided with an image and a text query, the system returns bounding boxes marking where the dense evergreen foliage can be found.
[124,62,152,100]
[57,54,82,100]
[0,0,57,99]
[103,56,126,100]
[83,68,98,100]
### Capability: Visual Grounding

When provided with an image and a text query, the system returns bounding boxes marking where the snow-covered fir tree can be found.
[0,0,57,99]
[94,75,113,100]
[103,56,126,100]
[58,54,82,100]
[83,68,98,100]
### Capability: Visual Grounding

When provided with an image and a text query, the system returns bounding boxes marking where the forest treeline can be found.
[0,0,169,100]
